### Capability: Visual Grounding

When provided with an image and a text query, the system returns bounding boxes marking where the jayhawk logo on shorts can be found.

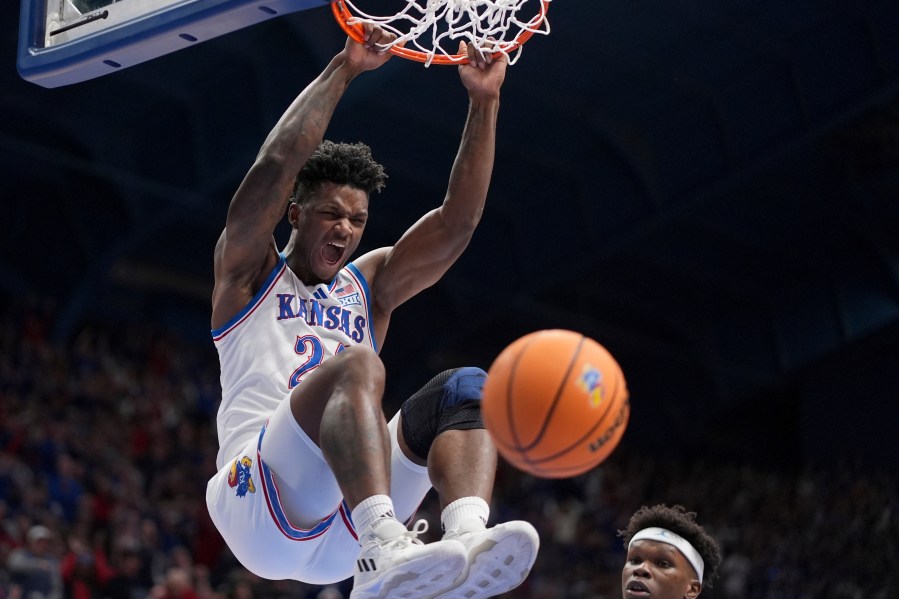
[227,456,256,497]
[578,364,605,408]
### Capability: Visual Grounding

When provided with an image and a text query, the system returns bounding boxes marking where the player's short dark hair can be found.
[618,504,722,588]
[290,140,387,204]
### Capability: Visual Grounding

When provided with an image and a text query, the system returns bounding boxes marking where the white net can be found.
[337,0,551,66]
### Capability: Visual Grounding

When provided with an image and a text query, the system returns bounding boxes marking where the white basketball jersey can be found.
[211,254,376,468]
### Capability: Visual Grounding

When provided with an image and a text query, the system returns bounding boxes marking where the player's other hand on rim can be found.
[458,39,507,99]
[344,23,398,72]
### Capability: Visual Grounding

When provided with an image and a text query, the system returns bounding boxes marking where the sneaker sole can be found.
[430,523,540,599]
[351,546,468,599]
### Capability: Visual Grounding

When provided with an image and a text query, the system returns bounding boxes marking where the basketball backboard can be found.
[18,0,327,88]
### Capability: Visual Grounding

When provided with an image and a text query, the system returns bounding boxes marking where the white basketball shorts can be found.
[206,397,433,583]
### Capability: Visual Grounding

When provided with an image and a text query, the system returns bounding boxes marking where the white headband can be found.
[629,527,704,582]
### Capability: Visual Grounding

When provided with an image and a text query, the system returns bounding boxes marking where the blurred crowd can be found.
[1,293,897,599]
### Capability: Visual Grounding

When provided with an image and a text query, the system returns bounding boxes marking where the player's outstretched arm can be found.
[360,41,508,323]
[211,25,396,328]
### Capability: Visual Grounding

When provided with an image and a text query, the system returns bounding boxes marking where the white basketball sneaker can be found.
[432,518,540,599]
[350,518,468,599]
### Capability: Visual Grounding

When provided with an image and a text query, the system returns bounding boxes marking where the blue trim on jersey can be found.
[256,422,338,541]
[211,254,286,339]
[342,500,354,527]
[345,262,378,353]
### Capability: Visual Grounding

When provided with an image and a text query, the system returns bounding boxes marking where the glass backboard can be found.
[18,0,327,88]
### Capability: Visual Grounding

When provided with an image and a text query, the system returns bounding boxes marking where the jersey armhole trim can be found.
[212,254,288,341]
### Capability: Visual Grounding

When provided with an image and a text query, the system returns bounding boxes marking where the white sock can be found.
[352,494,397,536]
[441,497,489,532]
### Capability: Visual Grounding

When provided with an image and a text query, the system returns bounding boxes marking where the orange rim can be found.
[330,0,550,65]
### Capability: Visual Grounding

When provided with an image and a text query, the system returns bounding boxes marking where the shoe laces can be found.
[382,519,430,551]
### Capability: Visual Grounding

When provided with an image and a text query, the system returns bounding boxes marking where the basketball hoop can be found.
[331,0,551,67]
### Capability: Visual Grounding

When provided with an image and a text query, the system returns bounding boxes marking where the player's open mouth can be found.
[625,580,650,597]
[322,242,345,266]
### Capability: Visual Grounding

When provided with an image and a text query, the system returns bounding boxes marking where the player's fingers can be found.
[362,21,375,43]
[363,24,396,52]
[482,37,499,65]
[464,40,487,69]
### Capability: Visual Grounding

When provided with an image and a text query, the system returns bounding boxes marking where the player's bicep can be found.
[367,210,473,313]
[214,226,274,286]
[211,229,279,328]
[216,158,292,282]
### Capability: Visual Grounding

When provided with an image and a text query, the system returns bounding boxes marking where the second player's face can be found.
[621,539,702,599]
[294,183,369,283]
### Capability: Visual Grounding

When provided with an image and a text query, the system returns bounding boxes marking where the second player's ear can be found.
[686,580,702,599]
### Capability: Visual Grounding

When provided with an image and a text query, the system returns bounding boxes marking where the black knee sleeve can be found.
[400,367,486,461]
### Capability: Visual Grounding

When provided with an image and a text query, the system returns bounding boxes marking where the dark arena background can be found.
[2,2,898,598]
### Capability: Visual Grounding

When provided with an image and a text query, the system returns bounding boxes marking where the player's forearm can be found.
[441,94,501,231]
[257,52,362,170]
[226,53,362,234]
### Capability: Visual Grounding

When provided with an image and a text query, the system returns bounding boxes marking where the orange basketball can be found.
[481,329,630,479]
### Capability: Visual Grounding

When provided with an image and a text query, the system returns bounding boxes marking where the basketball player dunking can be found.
[204,23,539,599]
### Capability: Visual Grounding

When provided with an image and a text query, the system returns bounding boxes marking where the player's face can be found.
[622,540,702,599]
[292,182,369,283]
